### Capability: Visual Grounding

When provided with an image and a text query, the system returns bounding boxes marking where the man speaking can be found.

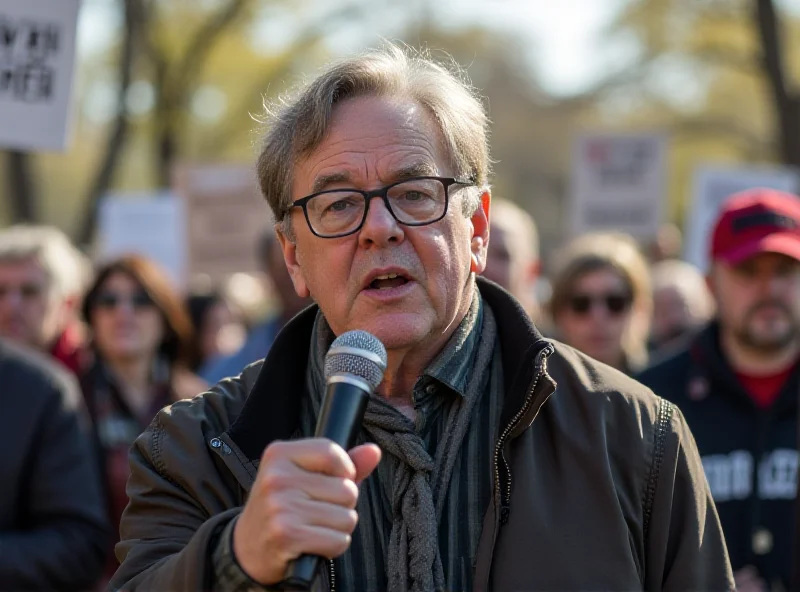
[110,45,733,591]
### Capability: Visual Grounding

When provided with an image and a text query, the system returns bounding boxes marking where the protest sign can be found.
[0,0,81,151]
[173,163,268,285]
[684,164,800,271]
[96,192,188,290]
[569,132,667,240]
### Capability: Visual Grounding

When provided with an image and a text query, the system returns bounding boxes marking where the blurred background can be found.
[2,0,798,277]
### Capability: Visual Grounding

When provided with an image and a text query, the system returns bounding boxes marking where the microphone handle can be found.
[278,380,370,591]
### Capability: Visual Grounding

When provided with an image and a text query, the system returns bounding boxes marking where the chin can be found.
[351,312,433,351]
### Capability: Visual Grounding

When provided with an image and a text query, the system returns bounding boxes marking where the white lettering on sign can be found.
[702,449,798,502]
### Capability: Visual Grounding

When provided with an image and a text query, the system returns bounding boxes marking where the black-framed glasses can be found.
[284,176,475,238]
[566,292,632,316]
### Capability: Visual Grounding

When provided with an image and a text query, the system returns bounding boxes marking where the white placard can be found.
[96,192,188,290]
[0,0,81,151]
[684,164,800,272]
[569,132,667,240]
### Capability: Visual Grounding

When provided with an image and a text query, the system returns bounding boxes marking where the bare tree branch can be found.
[173,0,249,94]
[77,0,142,247]
[5,151,37,223]
[196,3,366,156]
[753,0,800,165]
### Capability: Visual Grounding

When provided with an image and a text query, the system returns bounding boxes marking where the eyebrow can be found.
[310,162,439,194]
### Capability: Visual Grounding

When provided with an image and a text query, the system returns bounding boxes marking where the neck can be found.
[377,297,474,405]
[720,328,800,375]
[105,355,155,409]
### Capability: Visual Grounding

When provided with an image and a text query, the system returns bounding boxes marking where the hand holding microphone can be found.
[232,331,387,588]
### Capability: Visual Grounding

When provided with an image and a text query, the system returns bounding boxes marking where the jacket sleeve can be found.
[643,403,735,592]
[109,416,243,591]
[0,373,109,590]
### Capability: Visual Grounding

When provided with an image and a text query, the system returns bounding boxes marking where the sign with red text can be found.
[569,132,667,239]
[0,0,81,151]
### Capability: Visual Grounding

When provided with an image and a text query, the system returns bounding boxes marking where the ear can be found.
[470,190,491,274]
[275,225,311,299]
[526,260,541,282]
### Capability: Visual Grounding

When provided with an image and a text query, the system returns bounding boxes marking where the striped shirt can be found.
[300,290,504,592]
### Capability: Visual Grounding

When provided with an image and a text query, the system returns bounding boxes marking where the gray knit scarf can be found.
[361,301,497,592]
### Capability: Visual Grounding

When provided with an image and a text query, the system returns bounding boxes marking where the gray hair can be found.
[651,259,715,320]
[256,43,491,236]
[0,225,90,299]
[490,198,539,262]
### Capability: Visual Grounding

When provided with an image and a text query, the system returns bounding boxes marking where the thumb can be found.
[349,443,381,484]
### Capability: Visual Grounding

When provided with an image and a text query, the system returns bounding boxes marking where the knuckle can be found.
[342,479,359,508]
[345,509,359,532]
[269,515,295,546]
[261,468,289,492]
[333,534,352,557]
[261,441,285,464]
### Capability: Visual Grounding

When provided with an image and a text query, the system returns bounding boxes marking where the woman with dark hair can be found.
[79,254,207,583]
[548,232,653,375]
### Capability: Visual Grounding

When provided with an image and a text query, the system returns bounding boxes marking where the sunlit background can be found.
[3,0,800,269]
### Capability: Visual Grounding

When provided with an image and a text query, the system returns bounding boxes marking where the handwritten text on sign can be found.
[0,0,80,152]
[0,18,61,102]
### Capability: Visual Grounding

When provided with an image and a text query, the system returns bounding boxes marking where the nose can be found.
[358,196,404,248]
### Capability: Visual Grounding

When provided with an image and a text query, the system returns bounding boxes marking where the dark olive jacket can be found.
[110,279,734,591]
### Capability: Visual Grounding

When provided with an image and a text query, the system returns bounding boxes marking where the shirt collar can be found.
[421,286,482,398]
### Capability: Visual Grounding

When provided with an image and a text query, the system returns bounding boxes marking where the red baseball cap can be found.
[710,188,800,265]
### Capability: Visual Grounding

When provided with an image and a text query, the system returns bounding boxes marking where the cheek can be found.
[297,243,352,306]
[141,313,165,342]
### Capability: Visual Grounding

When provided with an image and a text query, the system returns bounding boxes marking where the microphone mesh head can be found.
[324,330,387,392]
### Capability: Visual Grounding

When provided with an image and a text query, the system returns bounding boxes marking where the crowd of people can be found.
[0,47,798,592]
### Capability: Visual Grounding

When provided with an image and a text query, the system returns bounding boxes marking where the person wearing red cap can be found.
[638,188,800,592]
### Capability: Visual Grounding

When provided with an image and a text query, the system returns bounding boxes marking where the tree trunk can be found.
[76,0,140,247]
[753,0,800,166]
[5,151,37,223]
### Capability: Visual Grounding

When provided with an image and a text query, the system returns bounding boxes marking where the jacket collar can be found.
[690,321,800,413]
[228,277,551,461]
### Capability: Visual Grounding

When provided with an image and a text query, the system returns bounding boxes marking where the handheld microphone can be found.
[278,330,387,591]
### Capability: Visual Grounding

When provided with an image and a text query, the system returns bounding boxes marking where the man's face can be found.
[710,253,800,352]
[0,257,65,350]
[483,224,512,290]
[651,285,693,347]
[278,95,489,352]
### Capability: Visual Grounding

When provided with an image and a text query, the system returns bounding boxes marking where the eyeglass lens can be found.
[305,178,448,237]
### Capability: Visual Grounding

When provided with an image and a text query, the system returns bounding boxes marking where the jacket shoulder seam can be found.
[642,397,675,543]
[150,413,193,496]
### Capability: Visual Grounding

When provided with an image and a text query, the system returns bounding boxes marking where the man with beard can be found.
[638,188,800,592]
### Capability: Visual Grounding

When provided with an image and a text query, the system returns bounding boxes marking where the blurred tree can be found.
[580,0,800,221]
[4,151,37,223]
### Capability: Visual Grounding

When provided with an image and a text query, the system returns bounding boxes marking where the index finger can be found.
[263,438,356,479]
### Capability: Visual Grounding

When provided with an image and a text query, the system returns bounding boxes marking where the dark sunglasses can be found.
[94,291,154,311]
[567,292,632,316]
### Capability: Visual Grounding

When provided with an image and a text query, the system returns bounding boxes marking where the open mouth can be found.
[368,272,410,290]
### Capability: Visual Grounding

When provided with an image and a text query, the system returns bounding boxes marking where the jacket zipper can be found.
[492,345,553,524]
[329,559,336,592]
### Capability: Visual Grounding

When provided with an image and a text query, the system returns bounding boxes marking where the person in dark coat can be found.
[0,338,108,590]
[639,188,800,591]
